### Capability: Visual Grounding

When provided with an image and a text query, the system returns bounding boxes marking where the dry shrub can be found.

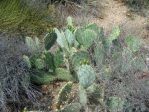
[0,34,41,112]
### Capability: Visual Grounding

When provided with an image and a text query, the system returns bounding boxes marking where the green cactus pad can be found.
[67,16,73,28]
[56,82,73,109]
[67,17,75,32]
[65,29,75,46]
[79,85,87,107]
[94,42,105,67]
[54,50,64,67]
[34,58,45,70]
[125,36,142,52]
[86,23,100,35]
[56,68,73,81]
[75,28,97,49]
[44,51,56,73]
[55,28,69,51]
[71,51,90,70]
[29,52,56,73]
[30,71,56,85]
[44,32,57,50]
[30,67,73,85]
[77,65,96,89]
[58,102,81,112]
[107,26,120,45]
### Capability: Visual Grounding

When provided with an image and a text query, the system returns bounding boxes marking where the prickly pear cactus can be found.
[44,31,57,50]
[56,82,73,109]
[77,65,96,88]
[28,54,40,69]
[65,29,75,46]
[79,85,87,107]
[67,16,75,32]
[75,28,97,49]
[86,23,100,36]
[71,51,90,70]
[30,68,73,85]
[102,26,120,51]
[34,58,45,70]
[44,51,56,73]
[58,102,81,112]
[94,41,105,67]
[30,71,56,85]
[107,96,125,112]
[107,26,120,45]
[56,68,73,81]
[29,52,56,73]
[67,16,73,27]
[55,28,69,52]
[54,50,64,67]
[125,36,142,52]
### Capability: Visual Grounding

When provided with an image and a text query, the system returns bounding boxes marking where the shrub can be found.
[0,56,40,112]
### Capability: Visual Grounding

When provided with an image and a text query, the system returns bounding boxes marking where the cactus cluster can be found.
[24,30,72,85]
[53,17,104,111]
[23,16,149,111]
[29,52,55,72]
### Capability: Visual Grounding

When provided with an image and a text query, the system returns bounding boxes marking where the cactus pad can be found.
[56,82,73,109]
[77,65,96,88]
[58,103,81,112]
[75,28,97,49]
[44,31,57,50]
[71,51,90,70]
